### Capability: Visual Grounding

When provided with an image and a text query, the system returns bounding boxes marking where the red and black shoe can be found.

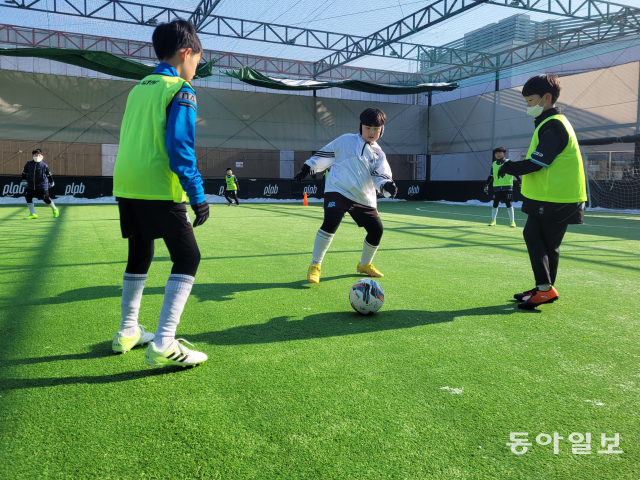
[518,286,559,310]
[514,288,536,302]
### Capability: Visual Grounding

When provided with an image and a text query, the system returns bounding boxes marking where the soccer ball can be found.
[349,279,385,315]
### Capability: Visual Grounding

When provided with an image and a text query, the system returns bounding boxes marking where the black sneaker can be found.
[514,288,536,302]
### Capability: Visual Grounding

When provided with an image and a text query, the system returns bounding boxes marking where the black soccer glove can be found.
[49,181,55,188]
[483,184,489,194]
[20,179,27,188]
[294,164,311,183]
[498,160,511,178]
[383,181,398,198]
[191,201,209,227]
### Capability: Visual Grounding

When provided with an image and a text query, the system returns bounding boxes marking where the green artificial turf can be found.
[1,201,639,479]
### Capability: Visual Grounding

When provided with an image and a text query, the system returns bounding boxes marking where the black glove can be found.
[49,181,55,188]
[483,184,489,194]
[20,179,27,188]
[383,181,398,198]
[294,164,311,183]
[498,160,511,178]
[191,201,209,227]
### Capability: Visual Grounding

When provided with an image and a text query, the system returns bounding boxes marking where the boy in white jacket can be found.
[295,108,397,284]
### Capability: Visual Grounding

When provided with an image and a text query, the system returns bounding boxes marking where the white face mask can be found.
[526,97,547,118]
[33,156,42,162]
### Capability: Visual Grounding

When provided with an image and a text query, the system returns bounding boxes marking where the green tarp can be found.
[225,66,458,95]
[0,48,458,94]
[0,48,216,80]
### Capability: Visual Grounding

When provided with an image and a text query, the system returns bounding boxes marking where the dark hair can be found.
[493,147,506,154]
[152,20,203,61]
[32,148,43,155]
[522,74,562,104]
[360,108,386,127]
[226,167,232,171]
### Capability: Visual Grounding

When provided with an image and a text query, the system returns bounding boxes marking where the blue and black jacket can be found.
[22,160,53,191]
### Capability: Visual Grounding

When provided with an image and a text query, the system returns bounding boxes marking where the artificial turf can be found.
[0,201,639,479]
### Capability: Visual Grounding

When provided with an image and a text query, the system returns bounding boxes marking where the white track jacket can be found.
[305,133,393,208]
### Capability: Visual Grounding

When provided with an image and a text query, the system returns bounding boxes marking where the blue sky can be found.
[2,0,640,73]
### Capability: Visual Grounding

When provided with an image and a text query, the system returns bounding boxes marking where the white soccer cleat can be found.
[145,338,208,367]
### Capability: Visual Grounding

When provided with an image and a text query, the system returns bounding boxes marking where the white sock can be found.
[27,203,35,215]
[491,207,498,222]
[311,229,334,265]
[360,240,379,266]
[154,274,195,349]
[119,273,147,335]
[508,207,515,223]
[49,200,56,210]
[537,283,552,292]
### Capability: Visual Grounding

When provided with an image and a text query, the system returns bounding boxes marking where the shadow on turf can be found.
[189,304,538,346]
[0,365,189,391]
[27,275,359,305]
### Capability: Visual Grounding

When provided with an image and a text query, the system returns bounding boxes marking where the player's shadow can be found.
[28,275,359,306]
[0,366,189,392]
[0,305,535,392]
[1,341,117,367]
[190,304,536,346]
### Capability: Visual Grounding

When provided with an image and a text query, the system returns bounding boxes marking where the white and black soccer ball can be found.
[349,278,385,315]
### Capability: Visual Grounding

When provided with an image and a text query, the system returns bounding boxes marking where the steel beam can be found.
[313,0,640,76]
[424,20,640,83]
[0,0,485,63]
[488,0,640,28]
[313,0,488,77]
[0,24,433,85]
[189,0,222,31]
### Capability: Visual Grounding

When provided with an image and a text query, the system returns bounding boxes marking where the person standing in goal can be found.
[224,167,240,206]
[111,20,210,366]
[295,108,398,284]
[21,149,59,219]
[497,74,587,310]
[484,146,519,227]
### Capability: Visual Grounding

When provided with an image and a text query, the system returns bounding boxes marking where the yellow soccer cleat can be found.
[24,214,38,219]
[510,222,517,228]
[112,325,155,354]
[307,264,321,284]
[488,221,496,226]
[357,262,384,278]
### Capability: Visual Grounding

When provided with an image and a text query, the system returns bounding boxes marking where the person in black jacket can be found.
[21,149,59,219]
[498,74,587,310]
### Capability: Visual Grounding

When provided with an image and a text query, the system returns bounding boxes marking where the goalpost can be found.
[580,135,640,211]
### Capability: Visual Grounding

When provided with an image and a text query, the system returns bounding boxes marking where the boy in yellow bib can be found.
[498,74,587,310]
[112,20,209,366]
[484,146,519,227]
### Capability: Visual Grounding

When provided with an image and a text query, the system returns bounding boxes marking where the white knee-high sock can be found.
[120,273,147,335]
[491,207,498,222]
[49,200,56,210]
[27,203,35,215]
[508,207,515,223]
[154,274,195,349]
[311,229,334,265]
[360,240,379,265]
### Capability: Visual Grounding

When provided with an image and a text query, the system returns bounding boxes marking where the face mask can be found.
[526,97,547,117]
[33,156,42,162]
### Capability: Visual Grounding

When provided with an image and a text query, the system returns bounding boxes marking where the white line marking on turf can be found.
[440,386,464,394]
[415,208,640,229]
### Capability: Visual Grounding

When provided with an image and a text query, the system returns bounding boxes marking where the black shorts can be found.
[117,198,193,241]
[492,190,513,203]
[25,189,49,201]
[324,192,380,228]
